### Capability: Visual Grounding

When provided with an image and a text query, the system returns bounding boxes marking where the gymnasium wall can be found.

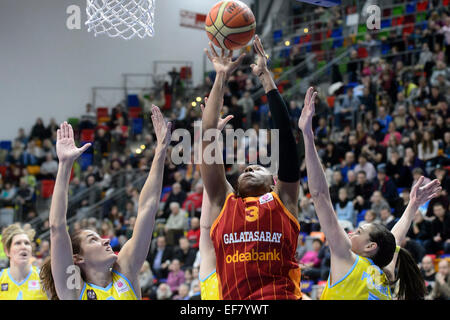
[0,0,253,140]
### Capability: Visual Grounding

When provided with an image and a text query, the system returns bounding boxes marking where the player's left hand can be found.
[151,105,172,149]
[204,43,245,80]
[298,87,317,133]
[409,176,441,207]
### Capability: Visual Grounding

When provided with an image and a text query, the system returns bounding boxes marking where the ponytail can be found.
[393,247,426,300]
[40,256,59,300]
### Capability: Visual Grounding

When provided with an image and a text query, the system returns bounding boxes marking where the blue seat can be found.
[132,118,143,135]
[294,36,301,44]
[381,43,391,55]
[273,30,283,43]
[406,3,416,14]
[397,188,404,195]
[356,209,367,226]
[0,140,12,151]
[332,39,343,48]
[80,153,93,171]
[331,28,343,38]
[381,19,391,28]
[127,94,139,107]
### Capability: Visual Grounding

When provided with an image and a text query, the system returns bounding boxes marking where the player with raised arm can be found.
[40,106,171,300]
[299,87,441,300]
[201,35,302,300]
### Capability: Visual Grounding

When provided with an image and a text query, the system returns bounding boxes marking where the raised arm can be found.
[251,35,300,216]
[299,88,353,261]
[201,44,244,213]
[199,98,233,280]
[50,122,91,300]
[116,106,171,278]
[384,176,441,276]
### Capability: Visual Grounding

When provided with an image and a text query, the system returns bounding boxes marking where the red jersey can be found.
[211,192,302,300]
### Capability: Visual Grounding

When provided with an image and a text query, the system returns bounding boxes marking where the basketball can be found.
[205,1,256,50]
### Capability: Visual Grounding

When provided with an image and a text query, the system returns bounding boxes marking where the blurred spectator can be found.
[186,217,200,249]
[358,209,380,228]
[353,153,376,182]
[173,237,197,271]
[370,191,391,218]
[426,202,450,254]
[421,255,436,296]
[335,188,355,228]
[29,118,47,141]
[429,259,450,300]
[156,283,172,300]
[379,208,398,231]
[182,182,203,216]
[79,103,97,130]
[166,259,185,294]
[148,235,173,279]
[173,283,190,300]
[39,153,58,179]
[138,261,154,298]
[373,165,398,208]
[162,183,187,219]
[164,202,188,246]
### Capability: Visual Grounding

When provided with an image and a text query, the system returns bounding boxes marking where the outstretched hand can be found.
[151,105,172,148]
[204,42,245,79]
[250,35,269,77]
[56,122,91,163]
[298,87,318,133]
[410,176,441,207]
[200,97,234,131]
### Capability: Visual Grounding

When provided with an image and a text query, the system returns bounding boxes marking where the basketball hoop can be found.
[86,0,156,40]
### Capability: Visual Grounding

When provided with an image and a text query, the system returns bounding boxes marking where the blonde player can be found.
[0,224,47,300]
[299,87,441,300]
[40,106,171,300]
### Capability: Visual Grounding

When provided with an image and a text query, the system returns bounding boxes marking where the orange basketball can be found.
[205,1,256,50]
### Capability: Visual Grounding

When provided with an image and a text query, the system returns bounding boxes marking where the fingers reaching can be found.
[209,42,219,57]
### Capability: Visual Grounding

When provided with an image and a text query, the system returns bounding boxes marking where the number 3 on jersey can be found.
[245,206,259,222]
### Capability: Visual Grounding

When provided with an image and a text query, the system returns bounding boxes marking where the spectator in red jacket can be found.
[182,182,203,217]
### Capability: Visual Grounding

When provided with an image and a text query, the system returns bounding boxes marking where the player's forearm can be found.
[391,201,420,245]
[302,130,330,199]
[258,69,277,94]
[49,161,73,229]
[267,89,300,182]
[202,71,227,131]
[138,145,167,216]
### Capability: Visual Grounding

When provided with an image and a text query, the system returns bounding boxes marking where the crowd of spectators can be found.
[1,0,450,300]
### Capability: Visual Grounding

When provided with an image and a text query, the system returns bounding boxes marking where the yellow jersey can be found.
[79,270,138,300]
[0,266,48,300]
[321,255,392,300]
[200,270,220,300]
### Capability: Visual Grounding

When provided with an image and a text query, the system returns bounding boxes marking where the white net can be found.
[86,0,155,40]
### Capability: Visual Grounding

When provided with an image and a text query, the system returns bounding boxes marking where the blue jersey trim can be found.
[86,280,113,292]
[328,255,359,288]
[79,282,87,300]
[7,266,33,287]
[199,269,216,283]
[0,269,4,278]
[111,270,138,299]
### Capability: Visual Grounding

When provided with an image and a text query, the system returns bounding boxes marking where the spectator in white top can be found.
[39,152,58,179]
[353,153,376,182]
[418,130,439,166]
[164,202,188,246]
